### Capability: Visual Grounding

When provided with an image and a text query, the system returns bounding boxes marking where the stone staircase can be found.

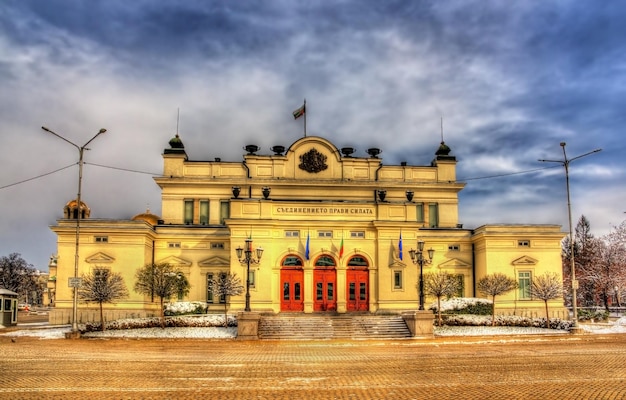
[258,313,412,340]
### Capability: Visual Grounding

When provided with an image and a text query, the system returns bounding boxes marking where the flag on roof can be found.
[292,103,305,119]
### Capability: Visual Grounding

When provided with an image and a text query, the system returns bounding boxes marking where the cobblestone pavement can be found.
[1,334,625,399]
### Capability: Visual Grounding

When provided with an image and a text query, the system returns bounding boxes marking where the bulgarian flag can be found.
[292,103,305,119]
[339,237,344,258]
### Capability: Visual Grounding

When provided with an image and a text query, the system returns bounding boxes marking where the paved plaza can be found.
[1,333,625,399]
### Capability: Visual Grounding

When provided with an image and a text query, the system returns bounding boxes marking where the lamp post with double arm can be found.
[409,240,434,310]
[236,238,263,312]
[41,126,107,335]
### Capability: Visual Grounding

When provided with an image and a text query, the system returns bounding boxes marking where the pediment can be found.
[388,260,407,269]
[437,258,471,270]
[511,256,538,266]
[157,256,192,267]
[85,252,115,264]
[199,256,230,267]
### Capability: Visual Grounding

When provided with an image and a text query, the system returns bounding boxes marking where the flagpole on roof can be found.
[303,99,307,137]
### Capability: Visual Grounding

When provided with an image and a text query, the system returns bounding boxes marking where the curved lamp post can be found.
[409,240,434,310]
[42,126,107,335]
[236,238,263,312]
[539,142,601,327]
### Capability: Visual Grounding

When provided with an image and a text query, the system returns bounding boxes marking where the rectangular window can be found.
[184,200,194,224]
[94,236,108,243]
[518,240,531,248]
[199,200,209,225]
[518,271,532,299]
[350,231,365,238]
[220,201,230,225]
[318,231,333,238]
[168,242,181,248]
[285,230,300,237]
[349,282,356,300]
[207,273,226,304]
[248,270,256,289]
[210,242,225,249]
[448,244,460,251]
[455,275,465,297]
[429,203,439,228]
[393,270,403,290]
[416,203,424,223]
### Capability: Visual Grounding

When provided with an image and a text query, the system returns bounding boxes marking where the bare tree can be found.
[0,253,39,303]
[134,263,190,328]
[208,272,244,326]
[477,273,518,326]
[530,272,563,328]
[78,268,129,331]
[424,271,461,326]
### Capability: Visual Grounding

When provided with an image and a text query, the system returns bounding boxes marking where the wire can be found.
[460,165,560,181]
[85,162,160,176]
[0,163,76,190]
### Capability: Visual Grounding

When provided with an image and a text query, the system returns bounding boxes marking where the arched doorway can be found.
[280,255,304,312]
[346,255,369,311]
[313,255,337,312]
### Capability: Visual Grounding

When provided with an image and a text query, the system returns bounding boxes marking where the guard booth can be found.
[0,289,18,327]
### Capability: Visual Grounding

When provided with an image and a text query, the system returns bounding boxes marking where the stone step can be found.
[258,314,412,340]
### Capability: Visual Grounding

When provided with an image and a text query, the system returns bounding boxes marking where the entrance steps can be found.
[258,313,412,340]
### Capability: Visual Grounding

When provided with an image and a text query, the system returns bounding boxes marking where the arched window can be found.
[347,256,368,268]
[315,255,336,267]
[282,255,303,267]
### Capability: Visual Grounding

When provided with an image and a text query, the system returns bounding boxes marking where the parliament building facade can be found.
[48,135,567,324]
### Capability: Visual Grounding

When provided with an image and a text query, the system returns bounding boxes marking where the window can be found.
[318,231,333,238]
[285,230,299,237]
[350,231,365,238]
[95,236,108,243]
[199,200,209,225]
[448,244,460,251]
[315,256,336,267]
[393,270,403,290]
[248,270,256,289]
[184,200,194,224]
[518,271,532,299]
[220,201,230,225]
[282,255,303,266]
[518,240,530,248]
[210,242,225,249]
[168,242,181,248]
[207,273,226,304]
[455,275,465,297]
[347,256,368,267]
[429,203,439,228]
[416,203,424,223]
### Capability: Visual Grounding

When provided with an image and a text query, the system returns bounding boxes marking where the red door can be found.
[281,269,304,311]
[346,269,369,311]
[313,268,337,312]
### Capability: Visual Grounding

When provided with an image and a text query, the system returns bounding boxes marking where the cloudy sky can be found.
[1,1,624,271]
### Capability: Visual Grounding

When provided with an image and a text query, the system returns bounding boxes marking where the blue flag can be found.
[305,231,310,260]
[398,232,403,260]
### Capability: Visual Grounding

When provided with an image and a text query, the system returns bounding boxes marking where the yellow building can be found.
[49,135,567,324]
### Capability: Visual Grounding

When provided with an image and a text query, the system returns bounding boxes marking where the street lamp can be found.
[42,126,107,335]
[235,238,263,312]
[539,142,601,327]
[409,240,434,310]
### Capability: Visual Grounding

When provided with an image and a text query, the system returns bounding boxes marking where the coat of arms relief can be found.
[299,148,328,173]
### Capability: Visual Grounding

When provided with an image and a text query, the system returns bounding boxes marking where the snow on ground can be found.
[2,317,625,340]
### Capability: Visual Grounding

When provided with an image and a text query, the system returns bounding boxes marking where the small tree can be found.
[477,273,518,326]
[424,271,461,326]
[530,272,564,328]
[208,272,244,326]
[0,253,39,303]
[134,263,190,328]
[78,268,129,331]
